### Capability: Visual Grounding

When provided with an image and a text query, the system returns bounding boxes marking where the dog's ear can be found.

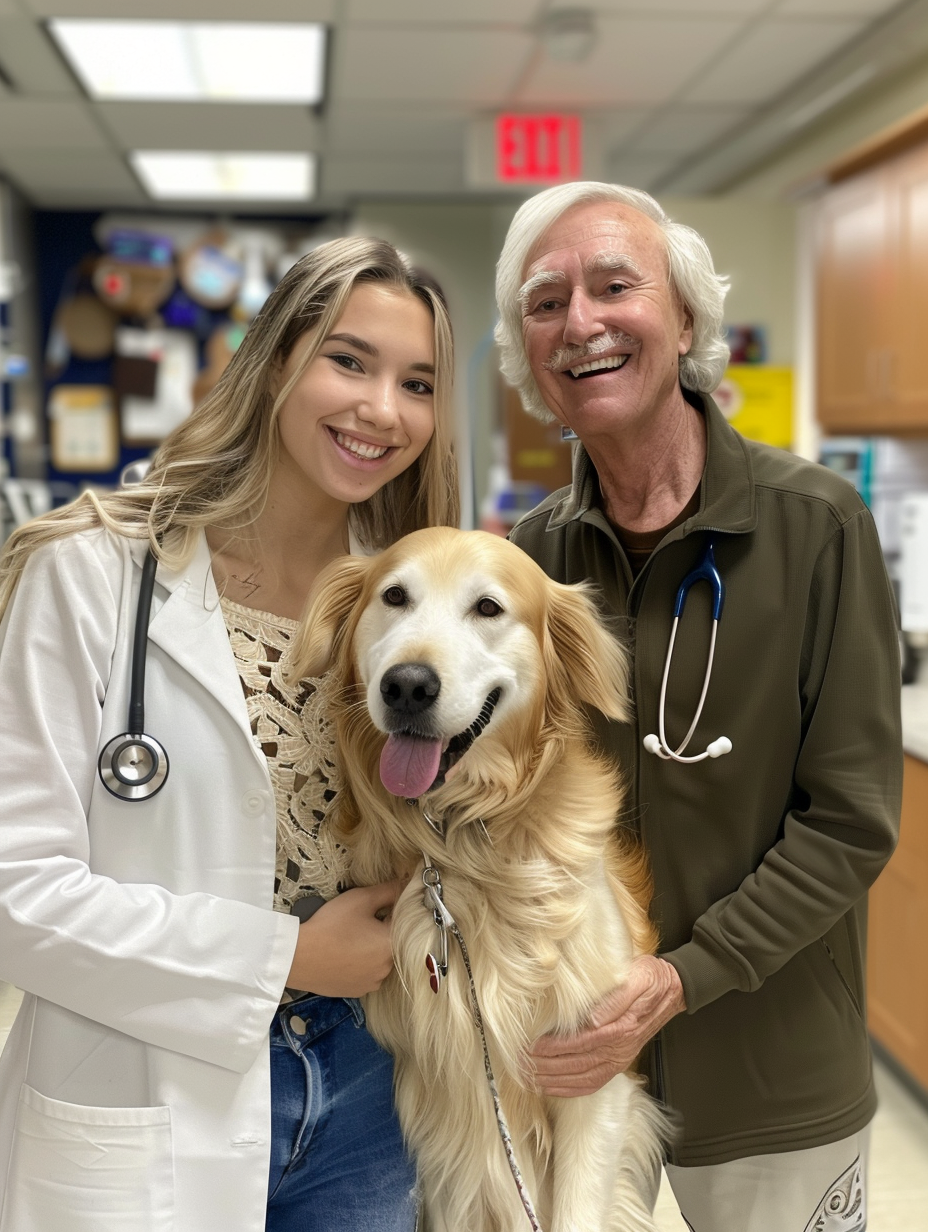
[289,555,371,679]
[544,581,631,723]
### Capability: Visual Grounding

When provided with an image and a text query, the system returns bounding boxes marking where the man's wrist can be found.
[659,957,687,1014]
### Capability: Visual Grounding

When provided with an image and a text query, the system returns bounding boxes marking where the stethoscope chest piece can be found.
[99,733,169,800]
[97,546,170,802]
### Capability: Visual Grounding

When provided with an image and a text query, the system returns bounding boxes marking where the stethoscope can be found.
[98,547,170,801]
[642,536,733,764]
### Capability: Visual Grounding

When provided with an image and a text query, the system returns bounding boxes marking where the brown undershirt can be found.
[613,486,701,578]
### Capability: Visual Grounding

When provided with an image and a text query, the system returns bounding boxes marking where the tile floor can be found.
[1,980,926,1228]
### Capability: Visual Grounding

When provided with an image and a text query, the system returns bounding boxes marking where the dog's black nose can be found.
[380,664,441,714]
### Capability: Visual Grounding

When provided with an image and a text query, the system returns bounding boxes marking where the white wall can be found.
[351,201,503,527]
[662,196,797,368]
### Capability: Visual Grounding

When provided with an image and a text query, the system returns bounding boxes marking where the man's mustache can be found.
[543,330,638,373]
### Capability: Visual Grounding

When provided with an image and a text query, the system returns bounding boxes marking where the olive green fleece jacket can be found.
[509,393,902,1166]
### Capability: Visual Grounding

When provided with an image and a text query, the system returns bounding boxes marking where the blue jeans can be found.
[266,995,417,1232]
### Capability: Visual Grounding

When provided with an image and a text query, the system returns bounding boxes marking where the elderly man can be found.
[498,183,901,1231]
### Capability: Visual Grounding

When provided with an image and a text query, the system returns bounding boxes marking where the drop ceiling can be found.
[0,0,924,211]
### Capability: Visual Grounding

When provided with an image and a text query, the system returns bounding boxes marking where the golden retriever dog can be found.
[291,527,664,1232]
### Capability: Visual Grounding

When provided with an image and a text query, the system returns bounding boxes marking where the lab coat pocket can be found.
[1,1083,174,1232]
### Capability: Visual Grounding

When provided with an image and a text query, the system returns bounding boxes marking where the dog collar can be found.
[406,798,447,842]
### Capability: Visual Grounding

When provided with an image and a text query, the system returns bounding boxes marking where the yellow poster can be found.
[714,365,793,450]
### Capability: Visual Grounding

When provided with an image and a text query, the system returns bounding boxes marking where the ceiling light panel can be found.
[130,152,316,201]
[48,20,326,104]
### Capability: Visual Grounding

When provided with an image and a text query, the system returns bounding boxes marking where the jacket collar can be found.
[546,392,757,539]
[128,532,256,745]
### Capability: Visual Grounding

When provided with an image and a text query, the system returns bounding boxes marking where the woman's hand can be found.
[286,881,404,997]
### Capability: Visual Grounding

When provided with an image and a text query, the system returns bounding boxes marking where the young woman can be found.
[0,238,459,1232]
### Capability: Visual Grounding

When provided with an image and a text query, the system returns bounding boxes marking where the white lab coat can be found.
[0,527,299,1232]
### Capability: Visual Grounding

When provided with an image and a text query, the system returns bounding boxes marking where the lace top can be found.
[219,597,351,915]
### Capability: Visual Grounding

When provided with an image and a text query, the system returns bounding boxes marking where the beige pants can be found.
[663,1126,870,1232]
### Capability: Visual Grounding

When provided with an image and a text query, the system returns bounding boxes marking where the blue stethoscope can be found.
[642,536,733,764]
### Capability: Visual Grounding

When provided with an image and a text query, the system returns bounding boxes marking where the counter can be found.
[869,684,928,1098]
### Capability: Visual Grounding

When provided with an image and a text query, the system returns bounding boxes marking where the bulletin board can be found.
[33,209,342,489]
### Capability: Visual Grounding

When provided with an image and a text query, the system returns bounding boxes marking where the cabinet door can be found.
[867,754,928,1091]
[816,172,890,432]
[886,144,928,429]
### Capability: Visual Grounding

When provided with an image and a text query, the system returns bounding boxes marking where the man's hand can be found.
[527,956,686,1097]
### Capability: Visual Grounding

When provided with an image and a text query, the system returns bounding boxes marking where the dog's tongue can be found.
[379,734,443,797]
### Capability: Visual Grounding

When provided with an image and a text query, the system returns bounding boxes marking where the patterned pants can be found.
[663,1126,870,1232]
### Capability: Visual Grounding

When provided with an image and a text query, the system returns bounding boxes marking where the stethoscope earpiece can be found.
[643,536,732,766]
[98,548,169,803]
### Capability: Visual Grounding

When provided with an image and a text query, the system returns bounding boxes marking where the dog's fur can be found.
[292,527,664,1232]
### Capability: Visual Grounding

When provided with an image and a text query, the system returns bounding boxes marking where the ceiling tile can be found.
[322,156,463,196]
[325,105,467,156]
[0,148,146,204]
[604,150,679,190]
[0,16,80,94]
[93,101,322,151]
[775,0,900,14]
[346,0,540,22]
[517,15,741,106]
[594,107,654,152]
[683,17,867,104]
[588,0,767,12]
[625,104,747,154]
[23,2,335,18]
[0,99,109,149]
[336,29,533,104]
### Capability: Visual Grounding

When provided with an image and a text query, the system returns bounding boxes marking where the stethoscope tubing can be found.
[654,615,720,763]
[128,547,158,734]
[644,534,732,765]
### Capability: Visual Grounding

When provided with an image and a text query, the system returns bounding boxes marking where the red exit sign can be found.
[496,114,582,184]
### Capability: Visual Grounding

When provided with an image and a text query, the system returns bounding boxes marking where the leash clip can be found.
[422,861,452,993]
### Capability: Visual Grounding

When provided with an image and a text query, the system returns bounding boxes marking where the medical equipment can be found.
[98,548,170,800]
[642,536,732,764]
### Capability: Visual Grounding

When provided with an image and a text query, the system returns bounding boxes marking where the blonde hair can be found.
[0,236,459,619]
[495,181,730,422]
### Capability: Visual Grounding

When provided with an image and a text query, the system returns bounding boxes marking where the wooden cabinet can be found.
[868,753,928,1091]
[817,144,928,433]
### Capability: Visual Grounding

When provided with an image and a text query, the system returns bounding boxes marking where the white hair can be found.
[495,181,731,421]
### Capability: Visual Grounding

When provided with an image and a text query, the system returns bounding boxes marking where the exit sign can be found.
[496,114,582,184]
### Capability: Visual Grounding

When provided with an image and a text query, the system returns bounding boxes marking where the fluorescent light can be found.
[48,20,326,104]
[130,152,316,201]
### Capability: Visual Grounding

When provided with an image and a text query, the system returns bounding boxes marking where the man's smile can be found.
[568,355,630,379]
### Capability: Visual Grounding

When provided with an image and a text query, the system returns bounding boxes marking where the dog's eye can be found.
[475,597,503,618]
[382,585,408,608]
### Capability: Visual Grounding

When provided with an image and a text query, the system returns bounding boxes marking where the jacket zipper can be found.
[821,939,862,1018]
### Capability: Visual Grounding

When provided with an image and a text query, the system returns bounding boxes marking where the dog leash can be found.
[421,854,544,1232]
